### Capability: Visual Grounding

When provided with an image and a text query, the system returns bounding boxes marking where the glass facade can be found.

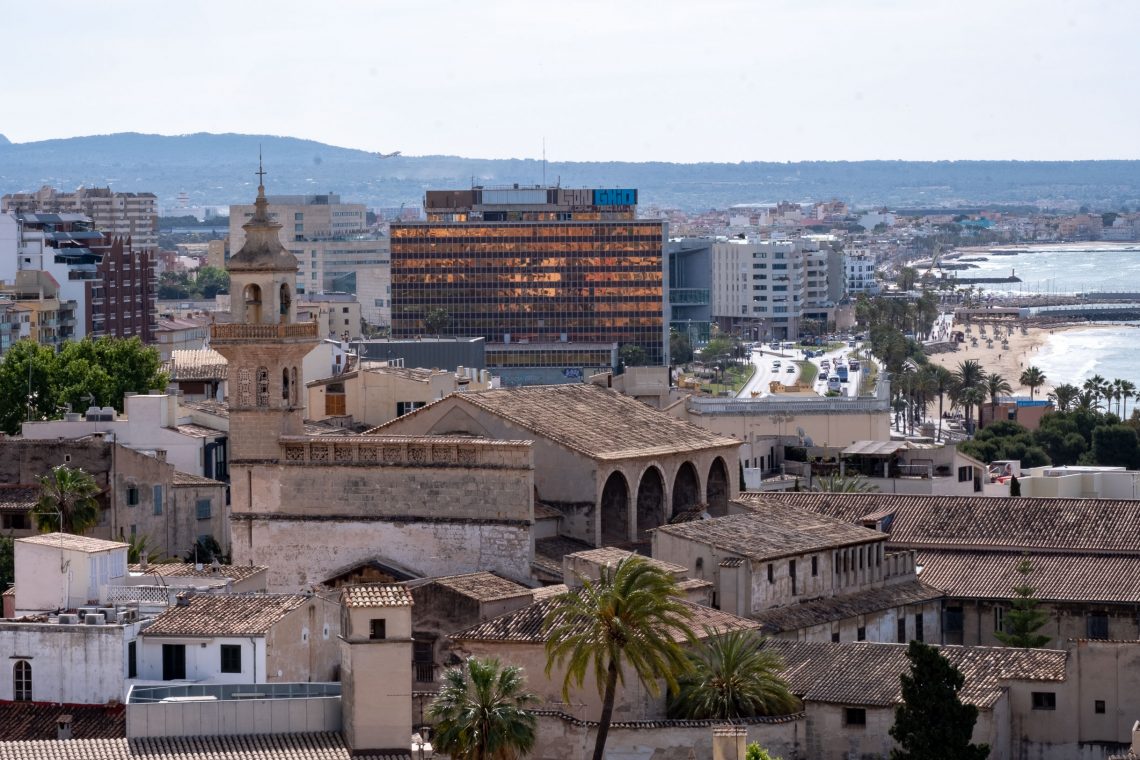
[391,221,667,365]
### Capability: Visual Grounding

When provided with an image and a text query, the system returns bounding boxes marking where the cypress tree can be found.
[890,641,989,760]
[994,555,1051,648]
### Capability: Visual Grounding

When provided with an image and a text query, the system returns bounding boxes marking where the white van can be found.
[827,375,842,393]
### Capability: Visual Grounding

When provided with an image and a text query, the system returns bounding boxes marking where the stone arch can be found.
[600,470,630,545]
[243,283,262,323]
[279,282,292,318]
[635,466,667,540]
[706,456,730,517]
[671,461,701,517]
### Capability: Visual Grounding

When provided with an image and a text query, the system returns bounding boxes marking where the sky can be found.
[2,0,1137,163]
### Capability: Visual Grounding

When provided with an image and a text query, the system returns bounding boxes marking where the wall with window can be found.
[955,599,1140,649]
[748,539,890,614]
[136,634,266,685]
[170,480,230,560]
[0,621,137,703]
[803,700,998,760]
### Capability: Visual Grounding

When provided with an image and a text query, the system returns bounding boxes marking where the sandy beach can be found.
[926,323,1088,395]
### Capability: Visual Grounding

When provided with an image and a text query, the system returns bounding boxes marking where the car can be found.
[849,360,861,371]
[772,360,781,368]
[827,376,842,392]
[785,365,795,373]
[819,372,828,381]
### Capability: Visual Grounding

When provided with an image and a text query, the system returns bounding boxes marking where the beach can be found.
[926,323,1087,395]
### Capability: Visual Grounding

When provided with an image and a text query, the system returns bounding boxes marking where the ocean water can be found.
[957,245,1140,296]
[1032,325,1140,388]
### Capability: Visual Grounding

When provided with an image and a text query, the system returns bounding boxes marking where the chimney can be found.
[712,725,747,760]
[56,715,73,741]
[1131,719,1139,755]
[139,553,148,571]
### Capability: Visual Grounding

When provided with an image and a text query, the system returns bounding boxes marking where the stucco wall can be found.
[266,596,342,682]
[955,600,1140,649]
[1,622,135,703]
[137,634,266,684]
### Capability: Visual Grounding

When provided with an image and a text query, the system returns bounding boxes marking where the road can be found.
[738,341,868,399]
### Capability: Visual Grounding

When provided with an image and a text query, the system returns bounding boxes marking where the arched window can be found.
[243,284,263,324]
[290,367,298,406]
[13,661,31,702]
[282,368,290,401]
[256,367,270,408]
[279,283,292,317]
[237,368,253,407]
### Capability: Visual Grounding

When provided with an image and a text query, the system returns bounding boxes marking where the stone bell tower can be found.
[210,162,319,463]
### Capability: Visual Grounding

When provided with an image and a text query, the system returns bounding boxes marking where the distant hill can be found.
[0,132,1137,212]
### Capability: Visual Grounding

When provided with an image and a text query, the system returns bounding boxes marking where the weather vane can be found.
[256,146,266,185]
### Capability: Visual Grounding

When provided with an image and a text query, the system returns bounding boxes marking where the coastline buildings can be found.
[390,186,667,381]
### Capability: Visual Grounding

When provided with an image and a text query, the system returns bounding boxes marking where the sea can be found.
[954,244,1140,388]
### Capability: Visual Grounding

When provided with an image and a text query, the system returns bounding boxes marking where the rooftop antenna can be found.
[256,146,266,187]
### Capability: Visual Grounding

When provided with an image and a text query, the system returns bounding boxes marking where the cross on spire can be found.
[256,147,266,186]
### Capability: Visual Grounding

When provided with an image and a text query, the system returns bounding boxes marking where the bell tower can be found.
[211,161,319,463]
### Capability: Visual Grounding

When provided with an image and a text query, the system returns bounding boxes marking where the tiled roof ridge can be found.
[529,708,803,728]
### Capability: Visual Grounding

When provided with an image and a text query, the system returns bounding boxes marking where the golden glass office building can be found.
[391,187,667,367]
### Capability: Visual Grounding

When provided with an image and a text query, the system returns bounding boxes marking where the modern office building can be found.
[2,186,159,251]
[228,193,390,324]
[668,237,713,346]
[390,186,667,380]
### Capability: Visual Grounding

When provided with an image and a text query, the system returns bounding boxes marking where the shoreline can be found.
[926,322,1135,396]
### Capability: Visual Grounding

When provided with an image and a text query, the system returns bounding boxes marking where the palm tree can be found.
[543,555,694,760]
[958,386,986,435]
[1084,374,1108,412]
[930,365,955,440]
[984,373,1013,429]
[428,656,537,760]
[668,628,800,720]
[34,464,102,534]
[1121,380,1137,420]
[1048,383,1080,413]
[811,473,880,493]
[1019,366,1046,400]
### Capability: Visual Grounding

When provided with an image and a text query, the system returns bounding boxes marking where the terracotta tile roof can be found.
[181,399,229,418]
[453,596,758,644]
[738,492,1140,555]
[917,550,1140,604]
[167,348,228,381]
[143,593,309,636]
[342,583,414,608]
[129,562,267,582]
[0,733,407,759]
[0,702,124,741]
[171,471,225,487]
[17,533,126,553]
[0,485,38,514]
[767,639,1067,709]
[428,572,533,602]
[566,547,687,576]
[174,423,223,439]
[533,535,594,578]
[380,384,739,460]
[751,580,944,634]
[533,502,564,520]
[530,583,569,601]
[656,506,885,563]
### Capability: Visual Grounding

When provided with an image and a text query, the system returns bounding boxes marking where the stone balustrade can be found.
[210,322,319,341]
[277,436,532,469]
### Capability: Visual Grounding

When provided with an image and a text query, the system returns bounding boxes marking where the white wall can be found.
[0,621,138,703]
[15,541,127,612]
[137,635,267,684]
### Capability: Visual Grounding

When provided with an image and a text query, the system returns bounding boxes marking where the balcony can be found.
[210,321,319,342]
[669,288,710,305]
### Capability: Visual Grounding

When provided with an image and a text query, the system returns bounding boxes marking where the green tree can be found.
[811,473,880,493]
[930,365,955,440]
[896,267,919,291]
[1009,475,1021,496]
[127,533,154,564]
[428,656,537,760]
[619,344,648,368]
[950,360,986,432]
[668,628,799,720]
[746,743,783,760]
[34,465,102,534]
[993,555,1051,648]
[0,534,13,590]
[1019,366,1046,400]
[700,337,735,365]
[889,641,989,760]
[1047,383,1080,413]
[194,266,230,298]
[1089,424,1140,469]
[186,535,227,564]
[669,330,694,364]
[984,372,1013,430]
[959,420,1049,469]
[157,271,193,300]
[0,340,59,433]
[424,307,450,336]
[543,555,694,760]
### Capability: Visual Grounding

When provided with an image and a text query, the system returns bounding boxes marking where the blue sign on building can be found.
[593,188,638,206]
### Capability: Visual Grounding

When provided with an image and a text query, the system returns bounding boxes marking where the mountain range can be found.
[1,132,1137,212]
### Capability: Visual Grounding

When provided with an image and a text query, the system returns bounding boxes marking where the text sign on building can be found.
[593,189,637,206]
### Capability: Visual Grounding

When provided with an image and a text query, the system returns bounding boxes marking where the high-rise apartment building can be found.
[2,186,159,251]
[228,193,389,324]
[390,186,667,378]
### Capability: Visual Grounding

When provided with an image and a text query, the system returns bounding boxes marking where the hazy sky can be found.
[3,0,1136,162]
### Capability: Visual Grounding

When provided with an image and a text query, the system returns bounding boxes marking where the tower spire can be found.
[253,149,269,222]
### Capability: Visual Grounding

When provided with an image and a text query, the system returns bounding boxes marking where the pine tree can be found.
[993,555,1051,648]
[890,641,988,760]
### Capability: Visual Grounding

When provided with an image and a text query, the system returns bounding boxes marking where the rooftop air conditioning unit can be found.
[57,614,80,625]
[99,608,118,623]
[118,609,138,624]
[78,606,100,619]
[84,614,105,625]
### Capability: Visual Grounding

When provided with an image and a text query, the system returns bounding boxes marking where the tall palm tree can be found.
[1048,383,1080,413]
[1084,374,1108,412]
[984,373,1013,429]
[1121,380,1136,420]
[428,656,537,760]
[34,464,102,534]
[1019,366,1046,401]
[543,555,694,760]
[951,360,986,434]
[812,473,880,493]
[1110,379,1127,418]
[668,628,800,720]
[930,365,955,440]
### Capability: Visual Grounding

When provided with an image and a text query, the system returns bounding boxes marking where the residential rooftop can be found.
[128,562,267,582]
[17,533,126,553]
[0,733,407,760]
[656,506,885,563]
[421,572,532,603]
[0,702,124,742]
[341,583,414,608]
[751,579,943,634]
[142,594,309,637]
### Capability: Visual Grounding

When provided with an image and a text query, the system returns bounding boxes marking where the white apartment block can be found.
[3,186,158,251]
[845,251,880,295]
[712,238,844,340]
[228,194,390,325]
